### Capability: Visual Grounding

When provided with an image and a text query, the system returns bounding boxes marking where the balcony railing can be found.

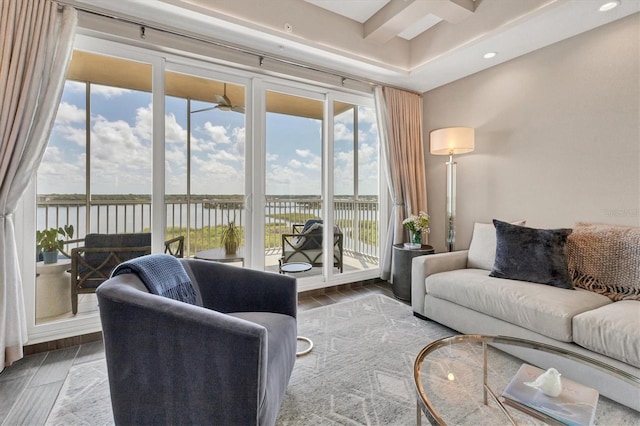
[37,196,379,261]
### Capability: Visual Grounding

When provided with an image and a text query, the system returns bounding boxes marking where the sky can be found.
[38,80,379,197]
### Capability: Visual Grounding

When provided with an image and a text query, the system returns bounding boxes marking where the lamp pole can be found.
[446,153,456,252]
[429,127,475,253]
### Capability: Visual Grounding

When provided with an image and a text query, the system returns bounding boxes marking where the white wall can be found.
[423,13,640,253]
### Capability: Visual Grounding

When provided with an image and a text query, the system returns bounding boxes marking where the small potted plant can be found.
[221,221,241,255]
[36,225,74,264]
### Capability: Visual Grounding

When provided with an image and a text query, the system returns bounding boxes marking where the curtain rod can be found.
[53,0,418,92]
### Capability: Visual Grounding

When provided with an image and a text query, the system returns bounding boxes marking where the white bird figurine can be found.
[524,368,562,397]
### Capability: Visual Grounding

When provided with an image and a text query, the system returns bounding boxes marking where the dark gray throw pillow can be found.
[489,219,574,289]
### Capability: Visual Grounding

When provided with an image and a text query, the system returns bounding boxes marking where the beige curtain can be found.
[0,0,76,370]
[375,86,428,280]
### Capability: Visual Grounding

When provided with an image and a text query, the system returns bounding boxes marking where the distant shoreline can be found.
[37,194,379,202]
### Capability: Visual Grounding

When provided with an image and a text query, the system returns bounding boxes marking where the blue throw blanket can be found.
[111,254,196,305]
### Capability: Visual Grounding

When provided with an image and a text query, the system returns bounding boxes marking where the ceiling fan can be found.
[191,83,245,114]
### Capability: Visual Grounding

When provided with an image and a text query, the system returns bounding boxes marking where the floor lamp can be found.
[429,127,475,252]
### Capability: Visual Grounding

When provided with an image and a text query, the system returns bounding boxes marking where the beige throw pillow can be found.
[566,222,640,301]
[467,220,526,271]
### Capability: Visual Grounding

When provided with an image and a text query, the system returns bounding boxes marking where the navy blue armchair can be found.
[96,258,297,425]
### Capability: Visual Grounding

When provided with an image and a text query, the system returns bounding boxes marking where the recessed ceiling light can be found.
[483,52,497,59]
[599,1,620,12]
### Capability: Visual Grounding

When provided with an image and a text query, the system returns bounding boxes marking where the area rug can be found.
[276,294,455,425]
[46,294,455,425]
[46,294,638,425]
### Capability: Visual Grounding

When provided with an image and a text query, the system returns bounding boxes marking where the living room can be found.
[1,0,638,424]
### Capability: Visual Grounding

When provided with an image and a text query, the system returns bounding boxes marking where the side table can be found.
[194,248,244,266]
[392,244,434,302]
[279,261,314,356]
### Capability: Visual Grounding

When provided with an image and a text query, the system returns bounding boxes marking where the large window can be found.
[31,40,382,336]
[38,52,153,237]
[36,52,153,322]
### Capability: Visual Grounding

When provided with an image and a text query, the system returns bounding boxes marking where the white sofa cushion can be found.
[573,301,640,368]
[425,269,612,342]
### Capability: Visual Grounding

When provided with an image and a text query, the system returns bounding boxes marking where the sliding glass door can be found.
[333,100,380,273]
[164,69,247,261]
[264,89,324,275]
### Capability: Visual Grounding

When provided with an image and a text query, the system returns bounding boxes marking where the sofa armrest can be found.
[411,250,469,316]
[180,259,297,318]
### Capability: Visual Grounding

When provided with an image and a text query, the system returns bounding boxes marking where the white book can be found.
[501,363,599,426]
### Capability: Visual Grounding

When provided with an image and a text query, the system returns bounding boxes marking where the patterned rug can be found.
[46,294,638,425]
[46,294,455,425]
[277,295,455,425]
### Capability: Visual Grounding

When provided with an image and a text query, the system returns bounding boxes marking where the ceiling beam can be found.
[364,0,475,44]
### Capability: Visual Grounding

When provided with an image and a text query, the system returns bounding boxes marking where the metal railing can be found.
[37,196,379,260]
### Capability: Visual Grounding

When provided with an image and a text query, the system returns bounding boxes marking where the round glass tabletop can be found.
[280,262,312,273]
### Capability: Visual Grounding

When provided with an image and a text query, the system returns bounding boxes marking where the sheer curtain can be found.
[375,86,428,280]
[0,0,76,370]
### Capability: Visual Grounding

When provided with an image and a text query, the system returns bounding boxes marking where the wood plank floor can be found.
[0,281,395,425]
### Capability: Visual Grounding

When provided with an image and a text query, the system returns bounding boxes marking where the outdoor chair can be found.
[281,219,344,272]
[164,235,185,258]
[70,233,185,314]
[96,256,297,425]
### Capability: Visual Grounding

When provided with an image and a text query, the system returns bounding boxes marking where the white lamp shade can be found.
[430,127,475,155]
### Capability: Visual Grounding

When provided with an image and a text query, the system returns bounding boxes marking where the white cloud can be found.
[91,85,132,99]
[134,105,152,140]
[288,159,302,168]
[211,150,239,162]
[190,136,214,152]
[266,153,279,162]
[189,154,245,194]
[266,163,321,195]
[358,106,377,124]
[267,164,305,184]
[204,122,231,144]
[65,80,86,93]
[165,112,188,144]
[53,124,86,147]
[165,147,186,165]
[232,127,245,156]
[304,155,321,171]
[37,146,85,193]
[56,102,85,123]
[334,122,353,141]
[88,115,152,193]
[295,149,312,158]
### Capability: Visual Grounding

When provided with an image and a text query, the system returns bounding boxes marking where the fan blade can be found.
[231,105,245,113]
[213,94,227,104]
[191,105,219,113]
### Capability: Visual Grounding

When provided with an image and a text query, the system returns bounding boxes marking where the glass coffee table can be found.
[414,335,640,425]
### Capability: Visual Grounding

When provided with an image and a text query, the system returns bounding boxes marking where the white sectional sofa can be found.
[411,221,640,411]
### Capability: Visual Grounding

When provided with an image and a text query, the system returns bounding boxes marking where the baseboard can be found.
[23,331,103,356]
[299,277,386,298]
